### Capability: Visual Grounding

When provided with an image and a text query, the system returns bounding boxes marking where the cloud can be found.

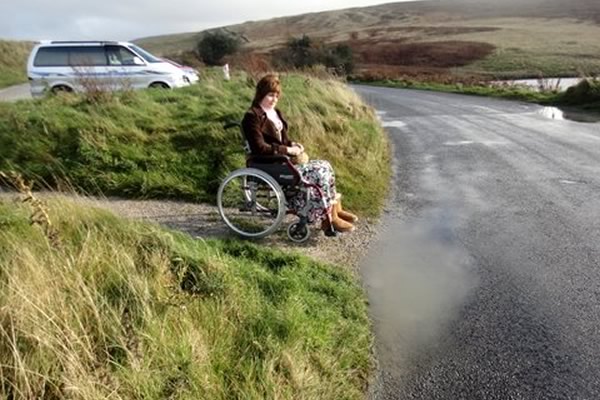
[0,0,402,41]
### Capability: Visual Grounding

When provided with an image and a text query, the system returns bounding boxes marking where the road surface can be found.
[354,85,600,400]
[0,83,31,102]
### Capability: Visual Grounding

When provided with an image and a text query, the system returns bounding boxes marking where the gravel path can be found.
[0,190,379,271]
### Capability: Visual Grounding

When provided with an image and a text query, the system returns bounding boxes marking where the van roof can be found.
[37,40,125,46]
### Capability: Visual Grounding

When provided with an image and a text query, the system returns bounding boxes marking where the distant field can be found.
[135,0,600,80]
[0,40,33,88]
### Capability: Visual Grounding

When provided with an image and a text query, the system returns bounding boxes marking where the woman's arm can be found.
[277,109,293,147]
[242,112,288,155]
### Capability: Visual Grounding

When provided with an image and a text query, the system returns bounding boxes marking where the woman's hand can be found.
[291,142,304,152]
[287,146,302,156]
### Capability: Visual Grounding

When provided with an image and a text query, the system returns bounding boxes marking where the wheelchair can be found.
[217,122,336,243]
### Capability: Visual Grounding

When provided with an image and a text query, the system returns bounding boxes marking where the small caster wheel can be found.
[287,222,310,243]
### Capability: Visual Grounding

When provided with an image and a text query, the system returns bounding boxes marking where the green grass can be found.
[0,40,33,88]
[0,71,390,218]
[0,196,372,399]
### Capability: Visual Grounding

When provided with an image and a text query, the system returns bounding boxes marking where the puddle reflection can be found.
[360,210,477,375]
[538,106,600,123]
[539,107,564,120]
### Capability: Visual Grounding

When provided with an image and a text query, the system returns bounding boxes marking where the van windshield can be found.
[128,45,162,63]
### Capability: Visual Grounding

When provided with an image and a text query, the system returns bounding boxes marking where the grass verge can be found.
[0,40,33,89]
[0,195,372,399]
[0,71,389,218]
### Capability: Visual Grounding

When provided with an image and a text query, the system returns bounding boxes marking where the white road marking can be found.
[444,140,509,146]
[382,120,408,129]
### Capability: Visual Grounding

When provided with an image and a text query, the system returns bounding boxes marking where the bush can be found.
[559,78,600,105]
[280,35,355,75]
[284,35,319,69]
[197,32,240,66]
[323,44,355,75]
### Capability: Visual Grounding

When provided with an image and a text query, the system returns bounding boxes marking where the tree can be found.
[197,32,240,66]
[323,44,355,75]
[285,34,318,68]
[280,35,355,75]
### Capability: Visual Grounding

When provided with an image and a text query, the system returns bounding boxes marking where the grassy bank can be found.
[353,78,600,112]
[0,40,33,88]
[0,72,389,217]
[0,195,372,399]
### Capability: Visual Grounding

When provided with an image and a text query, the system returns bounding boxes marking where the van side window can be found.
[34,47,70,66]
[68,47,108,66]
[105,46,141,66]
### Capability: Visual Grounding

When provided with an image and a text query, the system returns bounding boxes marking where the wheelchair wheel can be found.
[217,168,286,239]
[287,222,310,243]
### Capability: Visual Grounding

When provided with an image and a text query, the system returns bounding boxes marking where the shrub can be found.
[323,44,355,75]
[283,35,319,69]
[279,35,355,75]
[197,32,240,66]
[559,78,600,105]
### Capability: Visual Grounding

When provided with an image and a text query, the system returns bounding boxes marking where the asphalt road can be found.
[353,85,600,400]
[0,83,31,102]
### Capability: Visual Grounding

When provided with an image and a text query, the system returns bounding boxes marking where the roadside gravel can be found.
[0,191,379,271]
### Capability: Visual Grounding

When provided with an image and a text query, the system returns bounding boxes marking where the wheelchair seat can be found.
[246,155,301,187]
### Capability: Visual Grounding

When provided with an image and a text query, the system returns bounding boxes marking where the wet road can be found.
[353,85,600,400]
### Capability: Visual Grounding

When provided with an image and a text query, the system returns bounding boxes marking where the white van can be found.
[27,41,191,97]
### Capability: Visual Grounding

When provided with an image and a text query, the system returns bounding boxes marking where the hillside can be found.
[135,0,600,79]
[0,40,34,88]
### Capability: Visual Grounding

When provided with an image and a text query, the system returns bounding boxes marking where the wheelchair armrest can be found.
[247,154,291,164]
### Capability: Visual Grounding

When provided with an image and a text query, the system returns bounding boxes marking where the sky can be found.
[0,0,417,42]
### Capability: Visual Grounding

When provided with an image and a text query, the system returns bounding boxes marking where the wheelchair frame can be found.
[217,122,335,242]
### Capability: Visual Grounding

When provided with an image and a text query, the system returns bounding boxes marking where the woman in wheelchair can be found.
[241,74,358,233]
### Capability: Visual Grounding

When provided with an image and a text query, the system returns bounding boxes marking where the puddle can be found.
[495,77,582,92]
[538,106,600,123]
[539,107,565,120]
[360,209,476,375]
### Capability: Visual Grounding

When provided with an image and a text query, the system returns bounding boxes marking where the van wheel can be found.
[149,82,170,89]
[51,85,73,94]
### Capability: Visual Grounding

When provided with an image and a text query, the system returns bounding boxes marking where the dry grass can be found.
[0,40,34,88]
[0,195,372,399]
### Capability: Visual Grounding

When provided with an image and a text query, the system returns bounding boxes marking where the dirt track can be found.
[0,191,378,272]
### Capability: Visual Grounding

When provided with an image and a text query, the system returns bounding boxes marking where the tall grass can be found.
[0,71,389,217]
[0,40,33,88]
[0,196,372,399]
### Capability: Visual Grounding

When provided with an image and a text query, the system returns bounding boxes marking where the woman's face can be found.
[260,91,279,109]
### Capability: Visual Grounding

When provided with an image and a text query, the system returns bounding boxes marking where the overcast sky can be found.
[0,0,418,42]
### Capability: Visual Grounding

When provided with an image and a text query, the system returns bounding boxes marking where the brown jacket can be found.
[241,105,292,155]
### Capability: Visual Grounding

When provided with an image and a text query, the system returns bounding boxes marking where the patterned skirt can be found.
[288,160,336,223]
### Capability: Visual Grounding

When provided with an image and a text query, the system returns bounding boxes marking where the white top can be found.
[262,106,283,141]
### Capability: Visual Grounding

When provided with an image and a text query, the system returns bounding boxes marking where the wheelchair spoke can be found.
[217,169,286,238]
